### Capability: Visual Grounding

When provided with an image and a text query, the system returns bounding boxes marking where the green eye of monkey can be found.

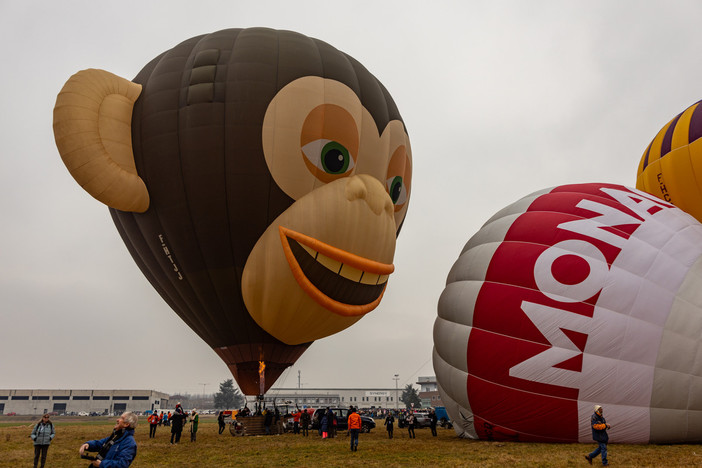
[301,139,356,178]
[320,141,350,174]
[388,176,403,204]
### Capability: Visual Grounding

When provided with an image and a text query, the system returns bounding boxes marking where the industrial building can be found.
[0,389,169,416]
[265,377,443,410]
[2,376,440,415]
[264,387,404,410]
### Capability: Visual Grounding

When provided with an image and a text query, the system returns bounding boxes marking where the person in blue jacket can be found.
[584,405,611,466]
[79,412,138,468]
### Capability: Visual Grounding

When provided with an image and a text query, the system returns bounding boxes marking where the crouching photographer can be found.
[79,412,138,467]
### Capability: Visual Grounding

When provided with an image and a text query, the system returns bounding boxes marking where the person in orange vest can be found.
[291,407,302,434]
[147,412,159,438]
[585,405,611,466]
[347,406,362,452]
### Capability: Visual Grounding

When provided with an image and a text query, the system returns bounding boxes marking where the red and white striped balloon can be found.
[434,183,702,443]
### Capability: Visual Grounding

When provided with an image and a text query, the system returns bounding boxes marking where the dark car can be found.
[311,408,376,433]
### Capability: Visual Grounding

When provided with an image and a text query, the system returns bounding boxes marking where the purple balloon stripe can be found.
[660,112,683,158]
[689,100,702,144]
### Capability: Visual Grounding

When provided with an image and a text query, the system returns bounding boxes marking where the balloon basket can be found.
[230,415,284,436]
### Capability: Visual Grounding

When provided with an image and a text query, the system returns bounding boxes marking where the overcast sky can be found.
[2,0,701,398]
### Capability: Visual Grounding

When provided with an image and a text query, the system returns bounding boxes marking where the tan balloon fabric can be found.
[53,69,149,212]
[242,174,397,345]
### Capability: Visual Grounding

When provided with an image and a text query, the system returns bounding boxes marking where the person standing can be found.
[292,407,302,434]
[429,409,438,437]
[263,409,273,435]
[585,405,611,466]
[189,409,199,442]
[274,407,282,434]
[147,412,159,438]
[170,405,185,444]
[30,413,55,468]
[347,406,362,452]
[326,408,336,438]
[384,412,395,439]
[300,408,311,437]
[79,412,138,467]
[217,410,226,434]
[320,411,329,439]
[406,412,416,439]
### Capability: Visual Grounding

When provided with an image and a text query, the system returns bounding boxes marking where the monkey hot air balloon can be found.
[53,28,412,395]
[637,99,702,222]
[433,183,702,444]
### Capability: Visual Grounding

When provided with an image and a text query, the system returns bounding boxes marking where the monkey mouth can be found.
[278,226,394,317]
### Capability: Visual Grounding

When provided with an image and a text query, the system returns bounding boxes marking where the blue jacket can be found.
[591,412,608,443]
[86,428,137,468]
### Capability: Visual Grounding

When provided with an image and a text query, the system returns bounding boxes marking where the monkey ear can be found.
[53,69,149,213]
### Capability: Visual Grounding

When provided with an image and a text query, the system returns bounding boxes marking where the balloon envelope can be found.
[637,99,702,222]
[434,183,702,443]
[54,28,412,395]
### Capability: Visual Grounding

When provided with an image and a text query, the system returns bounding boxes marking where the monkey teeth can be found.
[299,243,389,285]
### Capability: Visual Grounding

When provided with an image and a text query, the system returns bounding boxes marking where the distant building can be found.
[1,379,441,415]
[416,376,444,408]
[0,389,169,416]
[265,387,403,410]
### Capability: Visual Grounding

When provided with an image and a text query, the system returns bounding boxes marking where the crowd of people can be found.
[143,403,200,444]
[27,403,612,466]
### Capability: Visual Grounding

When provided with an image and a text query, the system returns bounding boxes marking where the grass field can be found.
[3,415,702,467]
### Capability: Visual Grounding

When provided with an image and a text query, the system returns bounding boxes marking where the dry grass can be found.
[2,415,702,467]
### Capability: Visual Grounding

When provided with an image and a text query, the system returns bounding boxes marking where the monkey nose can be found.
[345,175,394,217]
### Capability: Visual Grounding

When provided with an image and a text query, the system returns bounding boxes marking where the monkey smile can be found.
[278,226,394,317]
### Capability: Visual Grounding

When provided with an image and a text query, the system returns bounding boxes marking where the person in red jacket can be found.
[291,408,302,434]
[147,412,159,438]
[347,406,362,452]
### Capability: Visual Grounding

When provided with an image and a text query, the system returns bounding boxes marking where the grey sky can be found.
[2,0,701,396]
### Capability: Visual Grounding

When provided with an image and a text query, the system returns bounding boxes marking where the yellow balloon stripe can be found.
[638,158,670,204]
[671,103,698,150]
[638,142,651,174]
[660,146,699,215]
[646,118,675,164]
[686,138,702,220]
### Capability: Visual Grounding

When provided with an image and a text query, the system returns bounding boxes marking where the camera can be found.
[81,451,104,466]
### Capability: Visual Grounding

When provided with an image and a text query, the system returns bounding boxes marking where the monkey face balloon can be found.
[243,77,412,344]
[53,28,412,391]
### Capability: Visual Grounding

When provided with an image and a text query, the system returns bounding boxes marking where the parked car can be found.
[413,412,432,428]
[311,408,376,433]
[78,411,89,416]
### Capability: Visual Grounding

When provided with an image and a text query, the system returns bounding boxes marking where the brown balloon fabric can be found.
[104,28,409,394]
